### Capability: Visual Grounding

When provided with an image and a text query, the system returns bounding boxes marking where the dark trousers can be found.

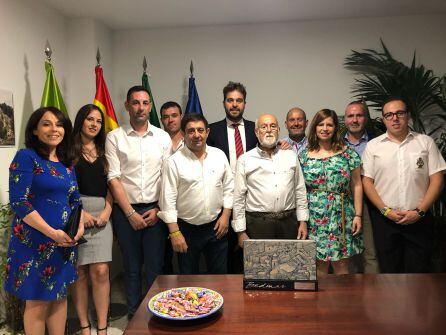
[246,212,299,239]
[227,225,244,274]
[369,206,433,273]
[177,218,228,274]
[112,203,167,315]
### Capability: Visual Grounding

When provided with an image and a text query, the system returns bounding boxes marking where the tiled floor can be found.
[66,274,128,335]
[0,274,130,335]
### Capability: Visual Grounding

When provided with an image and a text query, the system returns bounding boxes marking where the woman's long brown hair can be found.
[307,109,344,152]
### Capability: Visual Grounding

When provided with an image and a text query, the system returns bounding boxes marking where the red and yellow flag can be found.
[93,65,118,133]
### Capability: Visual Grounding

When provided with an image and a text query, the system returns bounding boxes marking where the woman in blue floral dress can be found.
[4,107,84,335]
[299,109,363,277]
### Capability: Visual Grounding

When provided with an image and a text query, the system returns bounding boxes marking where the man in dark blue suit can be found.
[207,82,257,171]
[207,81,257,273]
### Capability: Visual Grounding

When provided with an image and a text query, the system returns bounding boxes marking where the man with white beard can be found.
[232,114,309,248]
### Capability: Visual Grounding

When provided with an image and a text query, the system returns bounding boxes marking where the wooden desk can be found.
[125,274,446,335]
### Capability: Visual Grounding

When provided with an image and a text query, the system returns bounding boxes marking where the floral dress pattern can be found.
[4,149,80,300]
[299,147,363,261]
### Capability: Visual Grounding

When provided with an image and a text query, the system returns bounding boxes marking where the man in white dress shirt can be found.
[160,101,184,154]
[362,97,445,273]
[159,101,184,274]
[106,86,172,318]
[232,114,309,248]
[158,113,234,274]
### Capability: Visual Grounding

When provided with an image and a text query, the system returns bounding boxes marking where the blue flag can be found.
[185,77,203,114]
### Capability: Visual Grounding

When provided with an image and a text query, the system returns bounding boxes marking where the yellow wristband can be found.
[168,230,183,239]
[384,208,391,217]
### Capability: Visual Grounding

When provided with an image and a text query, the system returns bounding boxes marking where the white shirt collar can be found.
[381,130,414,143]
[122,122,153,136]
[182,144,209,160]
[255,145,279,158]
[226,117,245,127]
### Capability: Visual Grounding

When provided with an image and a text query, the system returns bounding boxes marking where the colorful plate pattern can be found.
[148,287,224,320]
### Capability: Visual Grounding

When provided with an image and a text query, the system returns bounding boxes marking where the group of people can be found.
[3,81,445,335]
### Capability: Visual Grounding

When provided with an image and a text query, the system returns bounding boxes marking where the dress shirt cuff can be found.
[157,210,178,224]
[296,209,309,221]
[231,218,246,233]
[107,172,121,182]
[223,197,233,209]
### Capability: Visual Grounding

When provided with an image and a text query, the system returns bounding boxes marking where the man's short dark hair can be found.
[381,96,408,113]
[223,81,247,101]
[160,101,183,116]
[126,85,150,102]
[181,113,209,132]
[346,100,369,118]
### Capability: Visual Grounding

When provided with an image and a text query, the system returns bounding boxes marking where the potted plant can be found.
[0,202,24,334]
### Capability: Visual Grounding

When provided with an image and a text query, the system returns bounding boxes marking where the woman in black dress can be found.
[71,104,113,334]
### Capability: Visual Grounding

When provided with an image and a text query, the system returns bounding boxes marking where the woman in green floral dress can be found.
[299,109,363,276]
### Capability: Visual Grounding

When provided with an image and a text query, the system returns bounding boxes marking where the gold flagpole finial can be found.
[44,40,52,62]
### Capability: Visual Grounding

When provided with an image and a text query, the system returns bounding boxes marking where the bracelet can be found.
[380,206,391,217]
[168,230,183,239]
[354,214,362,218]
[126,209,136,219]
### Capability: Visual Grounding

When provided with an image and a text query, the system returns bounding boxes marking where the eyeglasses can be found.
[383,110,407,120]
[258,124,279,132]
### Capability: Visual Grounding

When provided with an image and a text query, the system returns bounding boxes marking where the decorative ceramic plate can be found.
[148,287,224,320]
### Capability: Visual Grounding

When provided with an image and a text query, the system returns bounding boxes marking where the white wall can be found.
[0,0,68,203]
[66,18,113,115]
[0,1,113,202]
[1,8,446,202]
[112,14,446,128]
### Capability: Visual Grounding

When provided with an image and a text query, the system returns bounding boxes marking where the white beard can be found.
[259,135,278,148]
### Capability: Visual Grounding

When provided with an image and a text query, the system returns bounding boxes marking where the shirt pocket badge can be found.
[416,157,424,169]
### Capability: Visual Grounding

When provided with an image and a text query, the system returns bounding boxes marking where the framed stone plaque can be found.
[0,89,15,146]
[243,239,318,291]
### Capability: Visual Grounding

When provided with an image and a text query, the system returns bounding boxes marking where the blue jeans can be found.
[112,203,167,315]
[177,218,228,274]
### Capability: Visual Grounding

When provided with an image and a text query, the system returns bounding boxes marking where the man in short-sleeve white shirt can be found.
[362,97,445,273]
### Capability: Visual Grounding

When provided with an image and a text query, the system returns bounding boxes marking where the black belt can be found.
[246,209,295,219]
[178,218,215,229]
[131,202,158,209]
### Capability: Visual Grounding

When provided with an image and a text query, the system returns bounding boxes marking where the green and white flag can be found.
[41,61,68,118]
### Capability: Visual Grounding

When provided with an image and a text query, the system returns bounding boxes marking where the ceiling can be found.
[41,0,446,30]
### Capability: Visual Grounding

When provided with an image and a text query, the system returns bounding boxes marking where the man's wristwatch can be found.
[414,208,426,217]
